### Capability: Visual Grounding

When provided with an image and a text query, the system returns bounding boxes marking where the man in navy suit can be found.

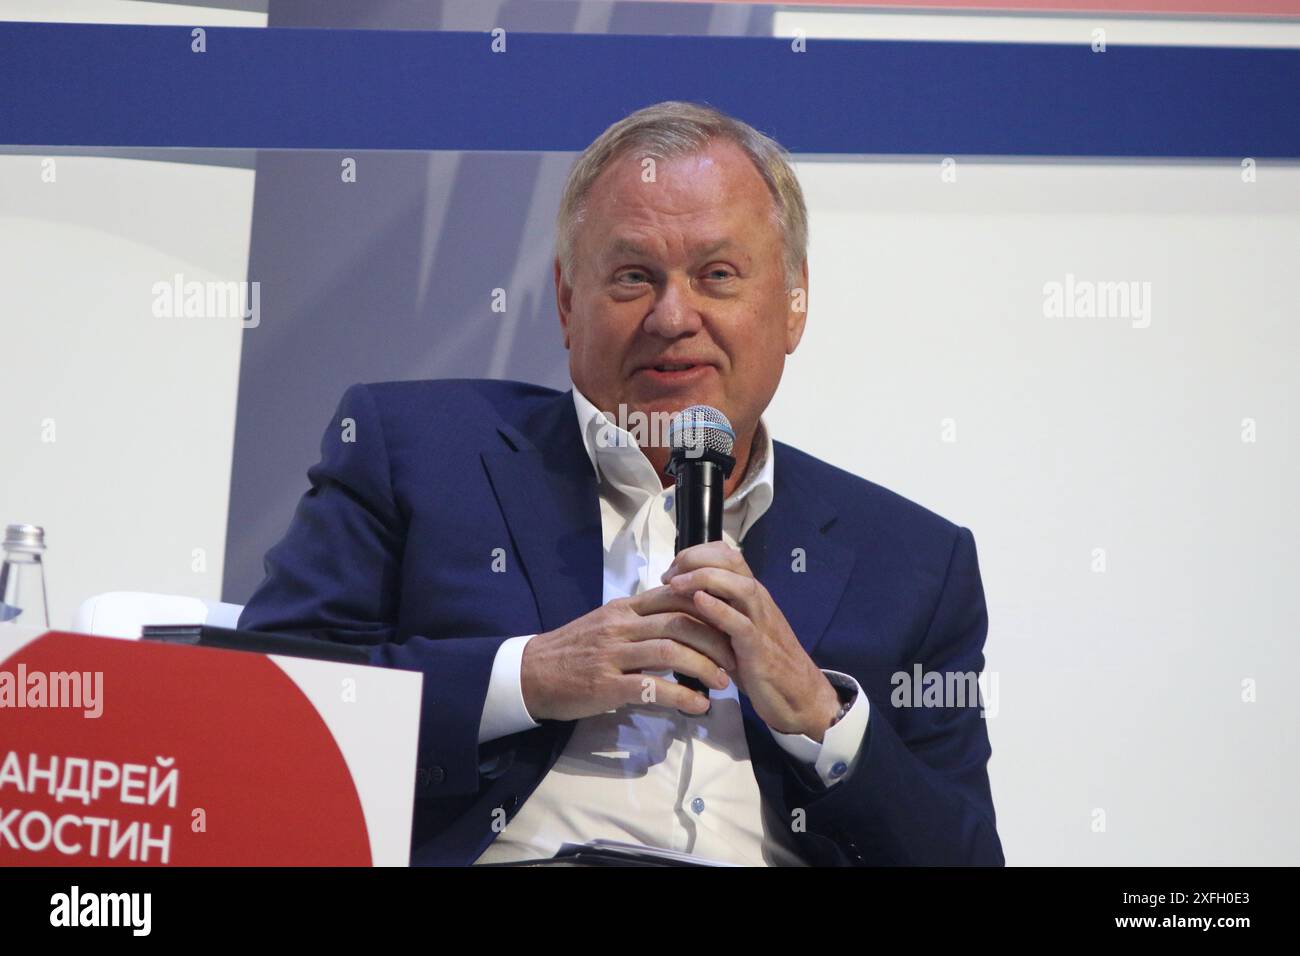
[239,101,1004,866]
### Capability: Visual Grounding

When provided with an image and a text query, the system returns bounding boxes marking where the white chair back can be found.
[73,592,245,639]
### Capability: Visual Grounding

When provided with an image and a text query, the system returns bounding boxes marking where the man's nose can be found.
[642,274,704,337]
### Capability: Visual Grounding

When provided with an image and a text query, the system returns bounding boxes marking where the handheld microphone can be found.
[664,405,736,716]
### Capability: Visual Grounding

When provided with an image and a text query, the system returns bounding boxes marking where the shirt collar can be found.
[571,384,775,539]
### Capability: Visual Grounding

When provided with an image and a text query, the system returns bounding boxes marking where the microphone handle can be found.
[667,452,732,714]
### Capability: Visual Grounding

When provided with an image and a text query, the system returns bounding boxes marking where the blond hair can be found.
[555,101,808,290]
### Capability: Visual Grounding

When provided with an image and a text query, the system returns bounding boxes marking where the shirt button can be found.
[830,761,848,779]
[663,495,674,512]
[690,797,705,815]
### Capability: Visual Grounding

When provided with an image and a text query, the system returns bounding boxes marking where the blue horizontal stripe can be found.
[1,22,1297,157]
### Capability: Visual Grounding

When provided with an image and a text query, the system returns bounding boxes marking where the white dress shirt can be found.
[472,386,869,866]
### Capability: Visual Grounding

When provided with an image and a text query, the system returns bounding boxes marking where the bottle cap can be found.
[3,524,46,554]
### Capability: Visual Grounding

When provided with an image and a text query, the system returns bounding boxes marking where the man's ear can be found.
[786,258,809,354]
[555,257,573,350]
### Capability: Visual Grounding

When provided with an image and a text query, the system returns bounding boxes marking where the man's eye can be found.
[616,270,649,284]
[704,268,735,281]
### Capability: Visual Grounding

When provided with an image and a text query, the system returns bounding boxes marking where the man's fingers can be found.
[668,566,761,616]
[687,589,755,646]
[660,541,751,583]
[625,585,701,617]
[628,610,737,671]
[617,674,711,715]
[616,637,729,690]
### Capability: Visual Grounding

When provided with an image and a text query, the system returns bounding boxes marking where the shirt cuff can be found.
[768,670,869,788]
[477,634,543,744]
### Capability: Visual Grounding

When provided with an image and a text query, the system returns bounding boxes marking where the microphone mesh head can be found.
[668,405,735,456]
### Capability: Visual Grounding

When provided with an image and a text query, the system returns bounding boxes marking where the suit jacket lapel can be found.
[480,389,602,767]
[480,389,604,635]
[742,442,854,663]
[739,443,855,799]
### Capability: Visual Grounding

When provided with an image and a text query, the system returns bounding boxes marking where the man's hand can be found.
[661,541,841,742]
[521,588,739,721]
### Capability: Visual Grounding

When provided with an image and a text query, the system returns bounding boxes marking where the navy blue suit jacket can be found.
[239,379,1004,866]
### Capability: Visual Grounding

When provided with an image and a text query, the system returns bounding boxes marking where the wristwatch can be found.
[826,674,858,729]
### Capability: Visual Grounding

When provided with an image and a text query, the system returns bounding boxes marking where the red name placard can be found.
[0,629,421,866]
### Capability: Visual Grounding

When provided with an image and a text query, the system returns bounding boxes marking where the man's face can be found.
[556,138,807,456]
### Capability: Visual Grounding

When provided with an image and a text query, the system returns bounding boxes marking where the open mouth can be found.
[634,359,716,386]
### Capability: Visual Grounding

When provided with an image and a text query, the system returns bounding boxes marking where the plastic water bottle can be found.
[0,524,50,628]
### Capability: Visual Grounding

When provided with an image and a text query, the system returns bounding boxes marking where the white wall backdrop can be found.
[0,0,265,25]
[775,8,1300,47]
[770,157,1300,865]
[0,153,256,629]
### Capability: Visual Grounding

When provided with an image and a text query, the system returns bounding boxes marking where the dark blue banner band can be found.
[1,22,1297,157]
